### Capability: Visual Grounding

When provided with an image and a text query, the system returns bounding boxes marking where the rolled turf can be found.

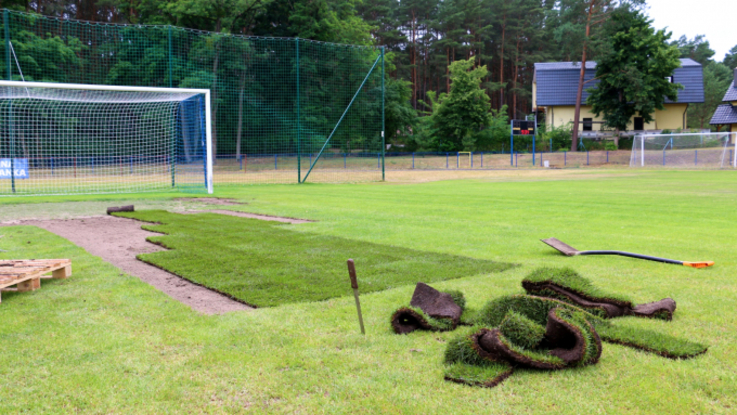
[391,283,466,334]
[522,267,677,320]
[443,294,708,388]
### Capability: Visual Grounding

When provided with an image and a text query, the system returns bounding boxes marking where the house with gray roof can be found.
[709,69,737,133]
[533,58,705,138]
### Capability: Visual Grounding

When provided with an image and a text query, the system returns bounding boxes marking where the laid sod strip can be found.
[391,283,465,334]
[594,321,708,359]
[522,267,677,320]
[113,211,512,307]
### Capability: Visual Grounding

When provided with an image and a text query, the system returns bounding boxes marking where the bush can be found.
[540,123,573,151]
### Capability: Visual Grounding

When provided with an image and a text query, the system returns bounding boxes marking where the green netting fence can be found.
[1,9,385,186]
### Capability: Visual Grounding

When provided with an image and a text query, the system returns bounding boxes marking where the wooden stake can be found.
[347,259,365,335]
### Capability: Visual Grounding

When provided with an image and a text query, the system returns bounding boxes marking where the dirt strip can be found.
[2,215,251,314]
[187,209,314,224]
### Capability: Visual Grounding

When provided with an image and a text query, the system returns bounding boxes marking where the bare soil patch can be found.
[173,197,243,205]
[189,209,314,224]
[1,216,250,314]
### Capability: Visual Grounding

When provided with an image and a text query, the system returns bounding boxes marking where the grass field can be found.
[1,169,736,413]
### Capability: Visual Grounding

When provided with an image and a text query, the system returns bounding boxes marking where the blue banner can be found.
[0,159,29,179]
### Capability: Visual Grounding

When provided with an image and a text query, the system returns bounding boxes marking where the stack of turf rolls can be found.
[392,268,708,388]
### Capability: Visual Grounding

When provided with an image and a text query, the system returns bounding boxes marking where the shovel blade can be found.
[541,238,580,256]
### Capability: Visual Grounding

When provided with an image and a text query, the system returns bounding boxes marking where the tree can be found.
[587,12,681,135]
[559,0,643,151]
[671,35,715,66]
[688,62,733,130]
[724,45,737,70]
[428,58,491,151]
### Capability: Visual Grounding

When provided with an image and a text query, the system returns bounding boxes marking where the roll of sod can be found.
[391,282,465,334]
[522,267,677,320]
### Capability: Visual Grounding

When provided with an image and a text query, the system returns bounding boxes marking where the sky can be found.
[646,0,737,61]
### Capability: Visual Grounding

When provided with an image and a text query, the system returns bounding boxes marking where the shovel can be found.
[541,238,714,268]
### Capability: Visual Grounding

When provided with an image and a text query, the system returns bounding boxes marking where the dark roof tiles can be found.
[709,104,737,125]
[535,58,704,106]
[722,86,737,102]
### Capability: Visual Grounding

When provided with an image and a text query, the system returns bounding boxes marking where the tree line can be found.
[3,0,737,152]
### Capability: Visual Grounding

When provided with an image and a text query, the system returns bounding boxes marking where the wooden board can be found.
[0,259,72,303]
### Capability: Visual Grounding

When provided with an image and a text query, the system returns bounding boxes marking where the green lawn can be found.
[1,170,736,414]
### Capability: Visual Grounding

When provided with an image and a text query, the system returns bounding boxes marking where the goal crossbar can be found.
[0,81,213,194]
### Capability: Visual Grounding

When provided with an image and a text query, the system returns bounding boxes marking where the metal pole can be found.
[296,38,301,183]
[5,10,15,193]
[381,46,385,181]
[346,259,365,335]
[641,135,645,167]
[510,122,514,166]
[532,134,536,166]
[168,26,173,88]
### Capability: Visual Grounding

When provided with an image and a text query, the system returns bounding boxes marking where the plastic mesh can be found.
[630,132,737,169]
[1,9,384,185]
[0,83,208,196]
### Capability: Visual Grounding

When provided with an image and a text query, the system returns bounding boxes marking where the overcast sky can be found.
[645,0,737,61]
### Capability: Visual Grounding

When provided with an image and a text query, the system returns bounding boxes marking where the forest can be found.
[1,0,736,152]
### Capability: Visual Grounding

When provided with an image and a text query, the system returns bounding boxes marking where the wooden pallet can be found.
[0,259,72,303]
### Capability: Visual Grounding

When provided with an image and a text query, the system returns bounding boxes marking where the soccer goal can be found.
[0,81,213,196]
[630,132,737,169]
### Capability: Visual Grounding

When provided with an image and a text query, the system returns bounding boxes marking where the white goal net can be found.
[630,132,737,169]
[0,81,213,196]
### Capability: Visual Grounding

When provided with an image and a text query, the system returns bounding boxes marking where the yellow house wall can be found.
[544,104,687,131]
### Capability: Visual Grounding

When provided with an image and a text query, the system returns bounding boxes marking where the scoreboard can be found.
[512,120,535,135]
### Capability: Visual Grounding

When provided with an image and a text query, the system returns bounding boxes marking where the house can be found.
[532,58,705,138]
[709,69,737,135]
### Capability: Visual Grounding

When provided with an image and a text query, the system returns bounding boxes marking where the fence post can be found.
[695,150,697,166]
[296,37,301,183]
[5,9,15,192]
[344,153,347,169]
[606,150,609,163]
[129,156,132,174]
[412,152,415,169]
[587,151,589,165]
[564,151,567,166]
[381,46,385,181]
[662,149,665,166]
[275,154,278,170]
[4,9,10,81]
[446,152,449,169]
[480,152,483,168]
[239,155,243,170]
[51,157,54,175]
[457,152,459,168]
[377,153,380,169]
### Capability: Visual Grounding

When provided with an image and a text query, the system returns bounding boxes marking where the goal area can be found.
[630,132,737,169]
[0,81,213,196]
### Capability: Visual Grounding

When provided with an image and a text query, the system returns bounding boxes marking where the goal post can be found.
[0,81,213,196]
[630,132,737,169]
